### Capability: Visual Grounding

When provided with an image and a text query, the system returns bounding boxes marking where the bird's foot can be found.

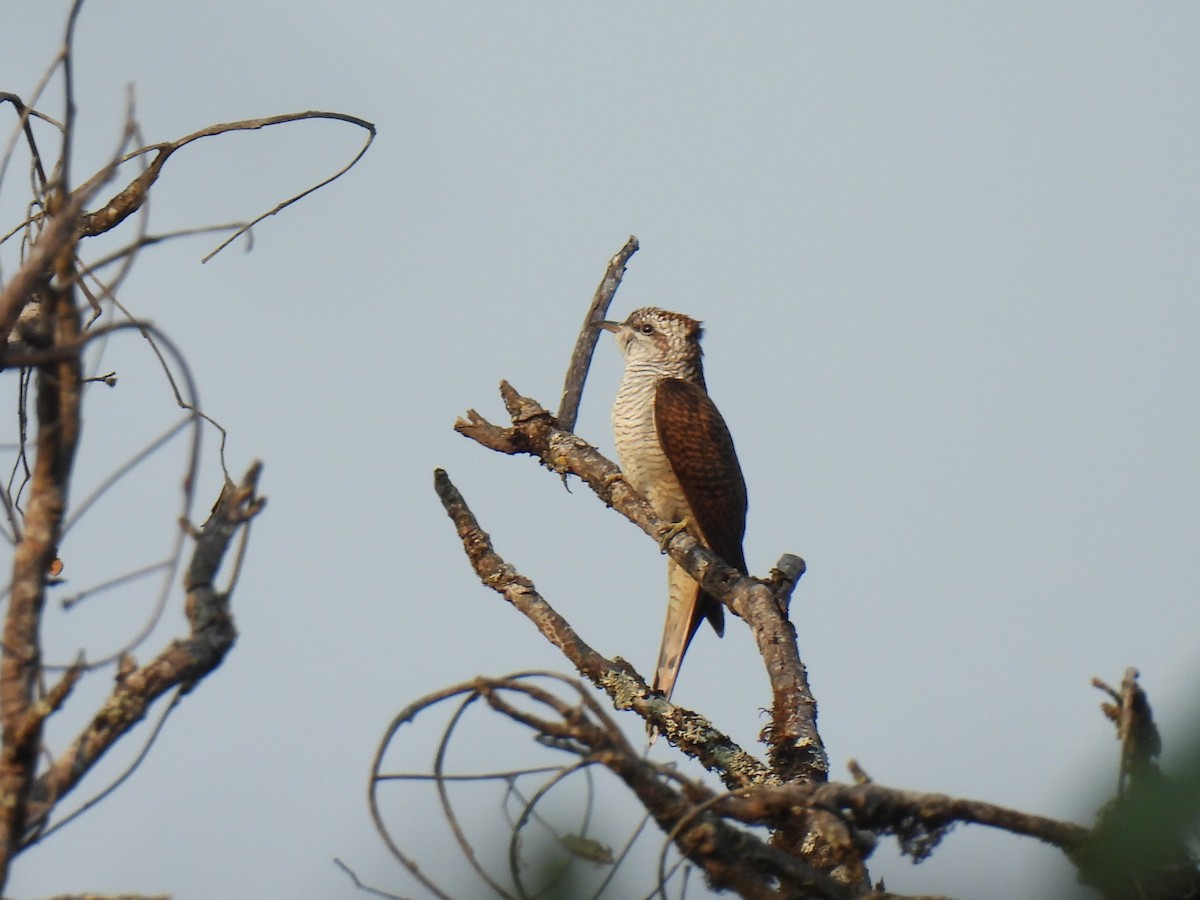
[657,517,691,552]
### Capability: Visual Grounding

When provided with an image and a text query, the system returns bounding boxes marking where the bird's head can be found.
[596,307,704,372]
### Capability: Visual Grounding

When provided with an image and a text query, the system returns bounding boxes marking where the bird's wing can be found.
[649,378,748,703]
[654,378,749,576]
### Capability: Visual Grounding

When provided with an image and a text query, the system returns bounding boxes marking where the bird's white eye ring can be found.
[638,324,655,335]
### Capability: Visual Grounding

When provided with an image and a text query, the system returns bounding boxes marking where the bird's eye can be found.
[638,324,655,335]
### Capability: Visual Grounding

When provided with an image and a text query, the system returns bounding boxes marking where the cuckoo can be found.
[598,307,748,704]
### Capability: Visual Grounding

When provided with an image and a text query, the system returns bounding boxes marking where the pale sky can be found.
[2,3,1198,899]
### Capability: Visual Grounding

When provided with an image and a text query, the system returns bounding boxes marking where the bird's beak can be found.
[594,320,620,333]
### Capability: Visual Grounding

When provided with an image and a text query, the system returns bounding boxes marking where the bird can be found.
[598,307,748,706]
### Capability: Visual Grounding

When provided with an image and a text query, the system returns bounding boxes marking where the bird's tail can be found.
[652,560,714,703]
[648,561,725,743]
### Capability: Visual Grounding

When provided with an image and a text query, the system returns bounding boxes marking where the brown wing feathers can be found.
[654,377,748,638]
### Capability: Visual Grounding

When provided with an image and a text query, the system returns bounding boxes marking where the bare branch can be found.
[334,856,411,900]
[556,235,638,431]
[0,186,91,349]
[22,464,265,848]
[719,781,1089,861]
[3,319,214,669]
[432,468,772,790]
[0,93,52,196]
[28,688,182,846]
[0,203,88,871]
[73,110,376,261]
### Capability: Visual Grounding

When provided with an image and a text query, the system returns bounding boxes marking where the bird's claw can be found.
[657,517,690,552]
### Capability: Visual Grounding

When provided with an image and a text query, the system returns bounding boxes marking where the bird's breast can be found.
[611,372,690,522]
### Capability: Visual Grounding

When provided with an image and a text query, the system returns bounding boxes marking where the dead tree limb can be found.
[433,467,772,790]
[0,192,88,874]
[18,464,263,852]
[556,235,639,431]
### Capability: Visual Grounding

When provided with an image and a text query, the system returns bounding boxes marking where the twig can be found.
[5,320,211,668]
[67,110,376,264]
[334,857,412,900]
[26,687,184,845]
[0,93,52,198]
[556,235,638,431]
[0,184,92,348]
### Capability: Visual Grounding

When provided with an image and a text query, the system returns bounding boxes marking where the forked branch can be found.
[434,467,772,791]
